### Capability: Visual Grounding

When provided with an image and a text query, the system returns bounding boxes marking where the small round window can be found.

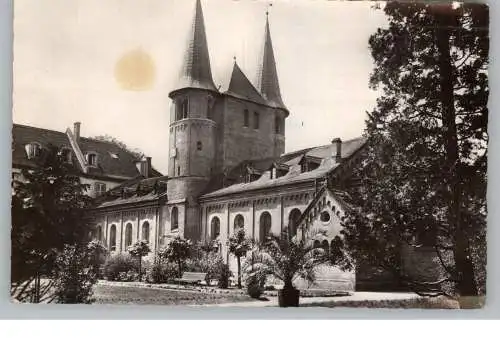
[320,211,331,223]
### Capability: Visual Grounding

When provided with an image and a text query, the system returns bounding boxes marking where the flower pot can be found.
[278,287,300,307]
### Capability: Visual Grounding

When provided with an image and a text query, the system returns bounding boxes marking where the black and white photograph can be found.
[10,0,488,309]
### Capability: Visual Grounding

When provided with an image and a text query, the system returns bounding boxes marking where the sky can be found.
[13,0,388,175]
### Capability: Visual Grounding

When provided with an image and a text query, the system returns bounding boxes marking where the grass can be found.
[301,296,476,309]
[92,284,255,305]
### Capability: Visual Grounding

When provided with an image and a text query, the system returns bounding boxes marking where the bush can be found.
[246,274,265,299]
[217,263,232,289]
[103,254,139,281]
[146,260,178,284]
[52,244,99,304]
[185,252,224,285]
[118,270,140,282]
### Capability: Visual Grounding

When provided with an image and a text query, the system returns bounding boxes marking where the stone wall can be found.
[221,97,285,170]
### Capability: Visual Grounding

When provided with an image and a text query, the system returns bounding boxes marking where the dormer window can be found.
[25,142,42,160]
[60,148,72,163]
[86,153,98,167]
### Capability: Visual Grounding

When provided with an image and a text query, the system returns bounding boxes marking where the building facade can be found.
[90,0,368,290]
[12,122,162,198]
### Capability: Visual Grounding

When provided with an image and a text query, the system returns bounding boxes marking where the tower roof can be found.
[226,61,267,105]
[171,0,217,96]
[256,15,287,111]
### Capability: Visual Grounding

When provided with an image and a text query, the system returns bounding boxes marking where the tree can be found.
[159,237,192,278]
[11,144,93,302]
[127,240,151,281]
[52,243,100,304]
[341,2,488,299]
[244,231,328,307]
[228,228,251,288]
[90,135,144,159]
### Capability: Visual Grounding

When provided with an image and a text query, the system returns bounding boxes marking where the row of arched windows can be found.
[100,222,151,251]
[208,208,302,243]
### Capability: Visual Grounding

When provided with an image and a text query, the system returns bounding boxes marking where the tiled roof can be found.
[225,62,267,105]
[201,136,366,199]
[12,123,162,180]
[256,16,287,112]
[95,175,169,208]
[171,0,217,94]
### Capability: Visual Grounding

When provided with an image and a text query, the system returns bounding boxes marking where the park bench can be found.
[174,272,207,285]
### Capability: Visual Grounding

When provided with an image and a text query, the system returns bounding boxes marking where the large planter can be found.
[278,287,300,307]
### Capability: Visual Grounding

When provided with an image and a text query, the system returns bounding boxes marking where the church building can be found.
[90,0,368,291]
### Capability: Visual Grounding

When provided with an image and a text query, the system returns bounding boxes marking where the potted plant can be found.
[246,231,328,307]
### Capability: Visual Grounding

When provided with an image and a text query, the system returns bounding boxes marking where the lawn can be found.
[92,284,255,305]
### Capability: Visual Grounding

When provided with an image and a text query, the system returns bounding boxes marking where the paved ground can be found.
[193,291,420,307]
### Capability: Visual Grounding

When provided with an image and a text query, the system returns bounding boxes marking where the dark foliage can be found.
[340,2,488,297]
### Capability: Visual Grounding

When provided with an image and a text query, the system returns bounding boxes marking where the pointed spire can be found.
[227,61,266,104]
[256,12,287,111]
[171,0,217,96]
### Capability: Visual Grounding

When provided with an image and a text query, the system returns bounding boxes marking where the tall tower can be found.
[257,12,288,157]
[167,0,218,240]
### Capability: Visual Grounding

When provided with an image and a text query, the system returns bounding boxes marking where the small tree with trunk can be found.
[228,228,251,288]
[159,237,192,278]
[127,240,150,281]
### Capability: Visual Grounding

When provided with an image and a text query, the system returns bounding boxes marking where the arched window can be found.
[171,207,179,230]
[96,226,102,242]
[142,222,150,243]
[234,214,244,232]
[288,208,301,238]
[275,116,282,134]
[321,240,329,252]
[253,111,260,129]
[177,98,188,120]
[125,223,133,247]
[259,212,272,242]
[110,225,117,251]
[243,109,249,127]
[211,217,220,240]
[313,240,321,249]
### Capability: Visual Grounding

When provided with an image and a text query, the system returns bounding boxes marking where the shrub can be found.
[118,270,140,282]
[102,254,139,281]
[158,237,192,278]
[217,263,232,289]
[52,244,99,304]
[127,240,151,281]
[185,252,224,285]
[146,261,178,284]
[246,274,265,299]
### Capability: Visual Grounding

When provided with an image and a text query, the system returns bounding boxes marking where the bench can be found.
[174,272,207,285]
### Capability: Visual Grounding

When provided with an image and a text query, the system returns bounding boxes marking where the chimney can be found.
[145,157,152,178]
[332,137,342,162]
[73,122,81,143]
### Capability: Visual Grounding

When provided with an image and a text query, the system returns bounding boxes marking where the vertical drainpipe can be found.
[137,210,140,241]
[226,202,230,263]
[280,196,284,234]
[120,212,123,252]
[105,215,109,249]
[252,200,256,240]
